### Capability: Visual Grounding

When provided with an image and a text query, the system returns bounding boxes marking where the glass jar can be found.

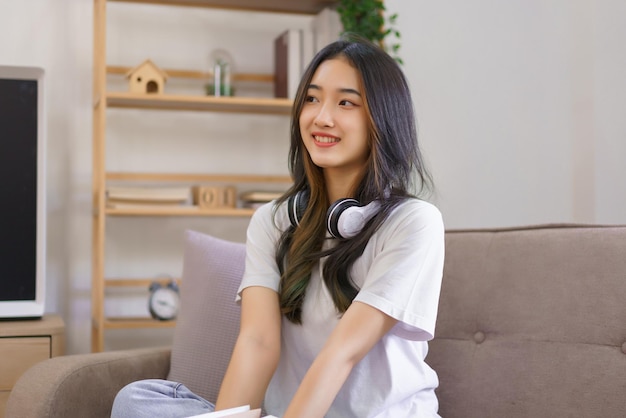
[206,49,234,97]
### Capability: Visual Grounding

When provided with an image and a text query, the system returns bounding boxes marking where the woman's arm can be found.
[283,301,397,418]
[215,286,282,410]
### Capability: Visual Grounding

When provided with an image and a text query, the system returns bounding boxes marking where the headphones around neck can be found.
[287,190,381,239]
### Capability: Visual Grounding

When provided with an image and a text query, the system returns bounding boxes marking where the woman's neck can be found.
[323,168,364,202]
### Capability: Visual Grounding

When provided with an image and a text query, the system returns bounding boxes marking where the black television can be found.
[0,65,46,319]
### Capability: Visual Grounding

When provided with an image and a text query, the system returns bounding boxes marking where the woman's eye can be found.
[304,95,318,103]
[339,99,356,106]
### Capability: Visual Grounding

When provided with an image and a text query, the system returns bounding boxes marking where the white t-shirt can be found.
[237,198,445,418]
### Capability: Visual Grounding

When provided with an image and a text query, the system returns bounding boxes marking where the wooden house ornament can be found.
[126,59,168,94]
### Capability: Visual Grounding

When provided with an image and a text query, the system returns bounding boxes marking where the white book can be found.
[289,29,303,99]
[301,26,315,72]
[106,186,191,203]
[186,405,259,418]
[311,7,342,53]
[239,190,284,202]
[186,405,279,418]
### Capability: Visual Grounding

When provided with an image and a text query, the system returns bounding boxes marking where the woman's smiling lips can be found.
[312,132,340,147]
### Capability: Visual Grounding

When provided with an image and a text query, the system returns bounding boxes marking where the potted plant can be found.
[336,0,402,63]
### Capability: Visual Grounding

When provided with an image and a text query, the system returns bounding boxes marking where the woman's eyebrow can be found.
[339,88,361,97]
[307,84,361,97]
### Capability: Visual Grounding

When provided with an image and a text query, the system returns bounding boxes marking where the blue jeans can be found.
[111,379,215,418]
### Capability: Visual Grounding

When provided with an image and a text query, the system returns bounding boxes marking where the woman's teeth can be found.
[314,135,339,143]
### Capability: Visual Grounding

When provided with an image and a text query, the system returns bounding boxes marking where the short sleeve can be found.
[236,201,284,301]
[353,200,445,341]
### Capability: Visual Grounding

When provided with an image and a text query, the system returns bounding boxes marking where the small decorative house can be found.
[126,59,168,94]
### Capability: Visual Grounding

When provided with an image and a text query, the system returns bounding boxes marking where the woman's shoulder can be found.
[393,198,443,222]
[250,199,277,218]
[249,199,291,231]
[380,198,444,237]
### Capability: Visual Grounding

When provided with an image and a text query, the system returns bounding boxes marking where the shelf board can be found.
[105,278,182,288]
[106,91,293,114]
[107,65,273,83]
[105,172,292,183]
[107,0,338,14]
[105,205,256,217]
[104,317,177,329]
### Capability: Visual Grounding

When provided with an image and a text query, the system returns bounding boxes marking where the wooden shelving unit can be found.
[91,0,332,352]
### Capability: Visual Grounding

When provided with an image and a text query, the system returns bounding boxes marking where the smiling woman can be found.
[112,36,444,418]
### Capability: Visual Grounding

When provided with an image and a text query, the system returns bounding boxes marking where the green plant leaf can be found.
[337,0,403,65]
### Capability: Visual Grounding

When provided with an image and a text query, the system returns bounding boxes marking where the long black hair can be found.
[274,35,432,324]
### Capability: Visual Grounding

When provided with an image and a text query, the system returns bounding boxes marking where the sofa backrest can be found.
[428,224,626,418]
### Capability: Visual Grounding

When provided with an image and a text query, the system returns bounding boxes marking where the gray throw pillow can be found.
[167,230,246,403]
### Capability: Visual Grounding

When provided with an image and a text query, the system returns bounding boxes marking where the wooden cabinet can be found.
[92,0,337,352]
[0,315,65,418]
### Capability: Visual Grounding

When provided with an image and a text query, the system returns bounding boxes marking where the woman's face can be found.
[299,57,370,178]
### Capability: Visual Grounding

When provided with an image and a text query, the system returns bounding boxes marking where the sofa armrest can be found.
[5,346,171,418]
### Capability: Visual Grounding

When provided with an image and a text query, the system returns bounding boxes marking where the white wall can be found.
[592,0,626,223]
[1,0,94,352]
[387,0,626,228]
[1,0,624,354]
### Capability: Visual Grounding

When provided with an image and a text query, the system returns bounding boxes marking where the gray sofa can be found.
[6,225,626,417]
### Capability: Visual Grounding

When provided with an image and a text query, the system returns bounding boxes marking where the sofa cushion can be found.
[167,230,246,403]
[428,225,626,418]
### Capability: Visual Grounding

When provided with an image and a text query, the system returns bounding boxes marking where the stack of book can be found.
[106,186,192,209]
[239,190,284,209]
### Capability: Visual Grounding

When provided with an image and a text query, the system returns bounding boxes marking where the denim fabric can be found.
[111,379,215,418]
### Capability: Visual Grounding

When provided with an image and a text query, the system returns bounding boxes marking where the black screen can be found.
[0,79,38,301]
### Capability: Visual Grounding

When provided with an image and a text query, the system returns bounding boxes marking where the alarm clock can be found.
[148,279,180,321]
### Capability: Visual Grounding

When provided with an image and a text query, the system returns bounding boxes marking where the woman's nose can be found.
[314,104,334,128]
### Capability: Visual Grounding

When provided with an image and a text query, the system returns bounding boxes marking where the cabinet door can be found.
[0,337,50,390]
[0,336,50,416]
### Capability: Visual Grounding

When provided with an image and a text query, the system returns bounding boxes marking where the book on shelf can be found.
[105,201,194,212]
[301,25,315,73]
[106,186,192,206]
[273,8,341,100]
[274,28,302,99]
[239,190,284,203]
[186,405,277,418]
[239,191,283,209]
[311,7,342,53]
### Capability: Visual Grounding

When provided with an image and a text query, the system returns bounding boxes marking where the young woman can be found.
[112,36,444,418]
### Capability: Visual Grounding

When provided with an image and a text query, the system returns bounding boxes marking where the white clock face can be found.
[150,287,180,320]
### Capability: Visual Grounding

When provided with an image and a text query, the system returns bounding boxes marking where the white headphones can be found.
[287,190,381,239]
